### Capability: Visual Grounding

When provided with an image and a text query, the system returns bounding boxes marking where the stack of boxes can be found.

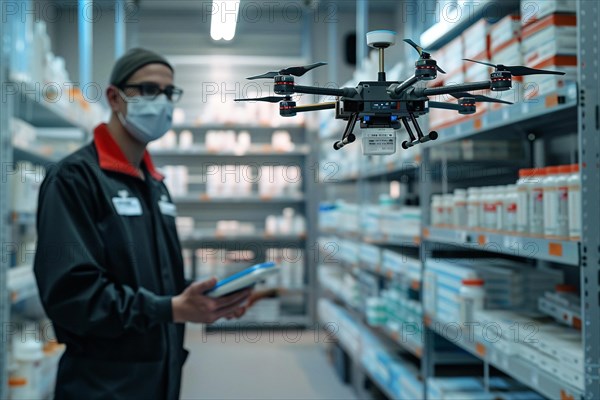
[521,0,577,99]
[427,377,545,400]
[423,258,564,323]
[490,14,523,108]
[462,20,492,117]
[429,37,465,131]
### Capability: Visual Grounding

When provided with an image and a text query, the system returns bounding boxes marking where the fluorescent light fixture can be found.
[210,0,241,41]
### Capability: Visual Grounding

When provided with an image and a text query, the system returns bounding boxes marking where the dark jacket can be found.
[34,124,188,400]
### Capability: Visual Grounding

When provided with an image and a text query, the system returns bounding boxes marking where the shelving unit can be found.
[151,125,317,328]
[315,1,599,399]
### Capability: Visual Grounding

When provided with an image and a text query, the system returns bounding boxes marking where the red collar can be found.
[94,124,164,181]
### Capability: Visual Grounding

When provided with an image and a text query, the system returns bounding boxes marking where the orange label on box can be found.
[424,315,432,327]
[423,228,430,238]
[549,242,563,257]
[478,235,487,246]
[474,118,483,130]
[560,390,575,400]
[413,236,421,245]
[200,194,210,201]
[545,95,559,108]
[476,342,486,357]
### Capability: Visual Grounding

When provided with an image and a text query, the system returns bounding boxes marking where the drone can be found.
[235,30,564,154]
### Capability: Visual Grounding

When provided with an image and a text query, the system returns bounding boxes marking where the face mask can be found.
[117,92,173,144]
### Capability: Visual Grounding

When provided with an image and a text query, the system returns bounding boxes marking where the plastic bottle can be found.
[467,187,481,229]
[529,168,547,236]
[431,195,443,226]
[12,339,44,400]
[556,165,571,239]
[482,187,497,230]
[495,186,506,231]
[543,166,560,237]
[568,164,581,240]
[503,184,518,232]
[453,189,468,227]
[459,279,485,324]
[516,169,531,233]
[443,194,454,227]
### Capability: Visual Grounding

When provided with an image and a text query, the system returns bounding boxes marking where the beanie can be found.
[109,48,173,87]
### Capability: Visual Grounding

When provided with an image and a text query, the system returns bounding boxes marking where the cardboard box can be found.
[521,0,576,26]
[491,14,521,51]
[463,19,490,60]
[443,36,465,77]
[522,14,577,66]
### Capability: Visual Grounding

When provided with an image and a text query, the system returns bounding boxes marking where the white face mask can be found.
[117,91,173,144]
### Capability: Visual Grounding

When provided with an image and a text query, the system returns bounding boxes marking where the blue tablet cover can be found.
[205,262,276,293]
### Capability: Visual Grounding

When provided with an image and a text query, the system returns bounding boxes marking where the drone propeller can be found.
[462,58,565,76]
[234,96,290,103]
[247,62,327,80]
[450,92,513,104]
[404,39,446,74]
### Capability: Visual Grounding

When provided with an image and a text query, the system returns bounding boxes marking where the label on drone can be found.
[362,129,396,155]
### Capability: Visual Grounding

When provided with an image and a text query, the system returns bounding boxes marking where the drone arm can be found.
[392,75,419,95]
[419,81,492,97]
[292,85,357,98]
[428,101,463,111]
[289,102,337,113]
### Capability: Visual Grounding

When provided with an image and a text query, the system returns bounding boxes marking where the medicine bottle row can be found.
[431,164,581,240]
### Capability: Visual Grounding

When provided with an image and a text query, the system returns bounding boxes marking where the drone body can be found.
[235,30,564,154]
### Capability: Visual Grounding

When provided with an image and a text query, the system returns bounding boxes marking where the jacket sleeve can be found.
[33,164,173,338]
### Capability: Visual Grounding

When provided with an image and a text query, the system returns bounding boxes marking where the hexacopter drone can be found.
[235,30,564,155]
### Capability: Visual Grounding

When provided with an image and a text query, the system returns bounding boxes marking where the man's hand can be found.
[171,278,251,324]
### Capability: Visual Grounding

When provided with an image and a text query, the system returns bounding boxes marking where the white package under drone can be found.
[361,128,396,155]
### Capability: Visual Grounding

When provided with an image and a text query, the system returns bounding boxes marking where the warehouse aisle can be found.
[181,326,356,400]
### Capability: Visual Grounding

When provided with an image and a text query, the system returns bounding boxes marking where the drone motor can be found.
[458,97,476,114]
[415,58,438,80]
[490,70,512,91]
[279,100,297,117]
[274,75,295,95]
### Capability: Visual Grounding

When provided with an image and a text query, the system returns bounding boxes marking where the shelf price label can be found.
[475,342,486,357]
[548,242,563,257]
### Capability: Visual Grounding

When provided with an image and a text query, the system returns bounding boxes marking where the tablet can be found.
[205,262,279,298]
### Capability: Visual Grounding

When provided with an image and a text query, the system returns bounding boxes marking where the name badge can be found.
[112,197,143,216]
[159,200,177,217]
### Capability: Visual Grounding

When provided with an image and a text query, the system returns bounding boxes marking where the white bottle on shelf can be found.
[556,165,571,239]
[431,195,443,227]
[494,186,506,231]
[503,184,518,232]
[529,168,546,236]
[568,164,581,241]
[543,166,560,238]
[482,187,497,230]
[467,187,481,229]
[443,194,454,227]
[453,189,468,227]
[516,168,531,233]
[11,338,43,400]
[179,130,193,149]
[459,278,485,324]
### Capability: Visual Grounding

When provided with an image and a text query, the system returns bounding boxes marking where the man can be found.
[34,48,251,399]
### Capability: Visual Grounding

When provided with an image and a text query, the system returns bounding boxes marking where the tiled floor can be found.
[180,325,357,400]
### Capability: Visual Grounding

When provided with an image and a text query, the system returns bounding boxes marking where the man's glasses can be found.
[120,82,184,103]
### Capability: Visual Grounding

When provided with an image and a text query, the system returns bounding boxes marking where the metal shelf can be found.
[427,316,582,400]
[320,230,421,248]
[13,146,55,167]
[425,83,578,146]
[425,226,580,266]
[11,80,79,128]
[173,194,305,205]
[321,284,423,359]
[180,234,306,249]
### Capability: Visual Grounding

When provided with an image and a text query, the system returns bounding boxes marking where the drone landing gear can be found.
[333,113,358,150]
[401,114,438,149]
